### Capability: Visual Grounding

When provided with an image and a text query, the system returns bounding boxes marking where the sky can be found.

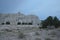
[0,0,60,20]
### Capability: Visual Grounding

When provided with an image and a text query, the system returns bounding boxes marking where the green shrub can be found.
[35,38,41,40]
[4,29,12,32]
[50,31,56,36]
[35,32,40,35]
[18,31,25,39]
[45,38,52,40]
[0,31,6,36]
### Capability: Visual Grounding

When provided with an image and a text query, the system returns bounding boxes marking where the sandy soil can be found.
[0,27,60,40]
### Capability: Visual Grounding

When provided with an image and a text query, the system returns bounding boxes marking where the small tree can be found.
[53,16,59,28]
[45,16,53,26]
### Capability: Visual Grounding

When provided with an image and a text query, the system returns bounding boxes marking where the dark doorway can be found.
[28,23,32,25]
[1,23,4,25]
[6,22,10,25]
[17,22,21,25]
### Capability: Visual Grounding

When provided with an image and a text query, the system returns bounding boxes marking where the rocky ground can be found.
[0,27,60,40]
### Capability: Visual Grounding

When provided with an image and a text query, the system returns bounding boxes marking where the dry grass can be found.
[18,31,26,39]
[45,38,53,40]
[35,38,41,40]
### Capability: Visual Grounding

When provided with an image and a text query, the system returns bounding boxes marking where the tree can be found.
[59,21,60,27]
[53,16,59,28]
[40,16,60,29]
[41,16,53,28]
[45,16,53,26]
[41,20,47,28]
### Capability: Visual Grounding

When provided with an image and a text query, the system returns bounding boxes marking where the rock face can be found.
[0,13,41,29]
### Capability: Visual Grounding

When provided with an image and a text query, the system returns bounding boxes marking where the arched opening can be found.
[38,24,39,25]
[28,23,32,25]
[24,23,27,25]
[17,22,21,25]
[22,23,27,25]
[1,23,5,25]
[22,23,25,25]
[6,22,10,25]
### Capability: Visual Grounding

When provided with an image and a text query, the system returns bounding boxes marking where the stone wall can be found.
[0,13,41,29]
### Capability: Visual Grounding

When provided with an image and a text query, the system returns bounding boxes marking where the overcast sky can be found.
[0,0,60,20]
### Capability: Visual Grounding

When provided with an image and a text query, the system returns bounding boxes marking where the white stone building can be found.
[0,13,41,29]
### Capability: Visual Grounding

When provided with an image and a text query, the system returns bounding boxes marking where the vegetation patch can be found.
[40,16,60,29]
[35,38,41,40]
[18,31,25,39]
[0,31,6,36]
[35,32,40,36]
[45,38,53,40]
[3,29,12,32]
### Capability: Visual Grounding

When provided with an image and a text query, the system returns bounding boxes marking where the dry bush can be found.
[4,29,12,32]
[50,31,56,35]
[35,32,40,36]
[35,38,41,40]
[45,38,53,40]
[18,31,25,39]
